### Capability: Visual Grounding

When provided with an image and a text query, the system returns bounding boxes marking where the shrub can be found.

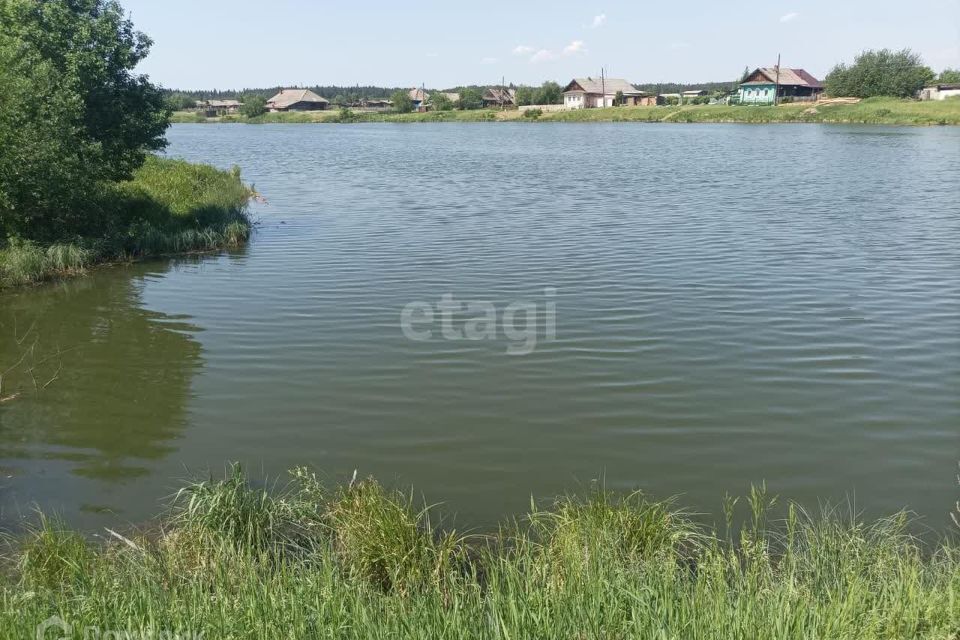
[240,95,267,118]
[390,90,414,113]
[523,108,543,119]
[825,48,935,98]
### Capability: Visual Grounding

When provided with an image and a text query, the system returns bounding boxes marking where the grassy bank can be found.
[171,97,960,126]
[0,157,252,290]
[1,466,957,639]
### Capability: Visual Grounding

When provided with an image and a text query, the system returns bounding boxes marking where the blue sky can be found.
[123,0,959,90]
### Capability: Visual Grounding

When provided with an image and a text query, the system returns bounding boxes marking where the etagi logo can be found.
[36,615,204,640]
[36,616,70,640]
[400,288,557,355]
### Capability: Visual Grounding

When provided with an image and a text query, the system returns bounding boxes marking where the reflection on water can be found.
[0,260,206,523]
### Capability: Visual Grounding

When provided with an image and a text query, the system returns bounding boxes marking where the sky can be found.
[122,0,960,90]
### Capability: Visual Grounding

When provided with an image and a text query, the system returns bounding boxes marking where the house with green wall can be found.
[739,67,823,105]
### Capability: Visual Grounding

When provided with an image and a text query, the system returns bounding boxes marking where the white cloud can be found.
[780,11,799,23]
[591,13,607,28]
[480,57,498,64]
[670,41,691,50]
[512,45,535,56]
[528,40,587,63]
[425,52,439,58]
[530,49,557,63]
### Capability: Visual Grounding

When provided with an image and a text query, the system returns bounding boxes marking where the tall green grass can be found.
[0,466,956,639]
[0,157,252,289]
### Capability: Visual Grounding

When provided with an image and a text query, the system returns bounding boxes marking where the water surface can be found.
[2,123,958,530]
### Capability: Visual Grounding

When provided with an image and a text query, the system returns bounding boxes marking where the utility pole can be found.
[601,67,606,108]
[774,53,781,106]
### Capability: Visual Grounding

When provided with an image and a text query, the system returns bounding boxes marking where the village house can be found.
[562,77,646,109]
[919,83,960,101]
[266,88,330,112]
[360,98,393,110]
[482,87,515,108]
[682,89,708,99]
[408,88,429,111]
[195,99,242,116]
[738,67,823,105]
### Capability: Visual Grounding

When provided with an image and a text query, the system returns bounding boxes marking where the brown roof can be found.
[741,68,822,88]
[266,88,329,109]
[209,99,242,108]
[408,88,429,102]
[482,87,515,104]
[563,77,643,96]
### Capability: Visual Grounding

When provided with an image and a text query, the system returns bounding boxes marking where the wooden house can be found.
[562,78,646,109]
[408,88,429,111]
[738,68,823,105]
[482,87,515,108]
[266,89,330,112]
[195,99,242,116]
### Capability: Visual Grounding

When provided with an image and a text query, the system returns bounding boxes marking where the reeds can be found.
[0,466,956,639]
[0,157,252,290]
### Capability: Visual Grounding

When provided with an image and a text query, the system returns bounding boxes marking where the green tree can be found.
[390,89,413,113]
[240,95,267,118]
[938,68,960,83]
[0,0,168,241]
[165,93,196,111]
[824,49,935,98]
[431,93,453,111]
[534,81,563,105]
[457,88,484,110]
[614,90,624,106]
[514,86,536,106]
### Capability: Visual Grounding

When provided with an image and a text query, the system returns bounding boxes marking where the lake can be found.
[1,123,958,531]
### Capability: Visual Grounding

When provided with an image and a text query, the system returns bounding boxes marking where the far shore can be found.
[172,97,960,126]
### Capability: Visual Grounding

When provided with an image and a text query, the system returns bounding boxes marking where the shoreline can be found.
[0,158,253,291]
[1,466,957,639]
[171,97,960,127]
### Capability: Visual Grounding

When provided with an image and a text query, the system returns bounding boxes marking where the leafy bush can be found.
[535,81,563,105]
[240,95,267,118]
[938,68,960,83]
[390,90,414,113]
[431,92,453,111]
[825,49,935,98]
[523,108,543,119]
[457,87,484,110]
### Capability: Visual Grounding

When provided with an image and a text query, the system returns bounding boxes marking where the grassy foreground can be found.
[0,157,252,290]
[171,97,960,126]
[2,466,958,639]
